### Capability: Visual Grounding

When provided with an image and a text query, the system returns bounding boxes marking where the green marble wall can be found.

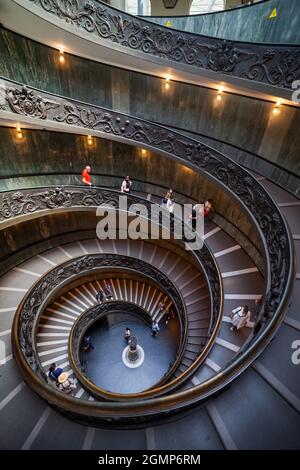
[0,213,97,275]
[145,0,300,44]
[0,28,299,181]
[0,126,262,259]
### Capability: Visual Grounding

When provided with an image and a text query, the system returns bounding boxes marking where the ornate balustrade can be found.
[9,186,223,402]
[0,79,292,321]
[1,78,294,423]
[21,0,300,90]
[16,253,191,391]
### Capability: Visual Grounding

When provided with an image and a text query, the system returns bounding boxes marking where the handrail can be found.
[16,0,300,90]
[30,251,189,381]
[0,78,281,317]
[4,79,293,423]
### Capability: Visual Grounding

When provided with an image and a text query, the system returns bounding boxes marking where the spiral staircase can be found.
[0,0,299,451]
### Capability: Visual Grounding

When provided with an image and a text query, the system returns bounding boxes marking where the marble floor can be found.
[82,317,179,394]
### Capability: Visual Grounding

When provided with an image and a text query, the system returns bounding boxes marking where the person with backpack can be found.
[48,363,63,383]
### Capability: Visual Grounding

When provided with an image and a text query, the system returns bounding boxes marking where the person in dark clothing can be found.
[96,288,105,304]
[124,327,131,343]
[103,280,113,300]
[165,307,174,325]
[83,335,94,352]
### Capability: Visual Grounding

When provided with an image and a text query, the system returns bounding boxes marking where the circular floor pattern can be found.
[122,344,145,368]
[81,318,179,394]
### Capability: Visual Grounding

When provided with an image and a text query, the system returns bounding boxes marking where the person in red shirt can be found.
[82,165,91,186]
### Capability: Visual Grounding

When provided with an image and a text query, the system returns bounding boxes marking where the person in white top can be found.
[121,176,132,193]
[167,197,175,213]
[230,305,251,331]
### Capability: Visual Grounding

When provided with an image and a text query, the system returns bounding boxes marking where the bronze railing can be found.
[10,187,222,400]
[2,79,294,424]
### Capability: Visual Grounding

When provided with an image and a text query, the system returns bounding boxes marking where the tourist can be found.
[58,372,76,394]
[230,305,251,331]
[190,203,204,230]
[167,197,175,214]
[124,327,131,343]
[254,295,263,319]
[121,176,132,193]
[103,280,113,300]
[165,307,174,325]
[204,199,214,218]
[151,320,160,337]
[83,335,94,352]
[96,288,105,304]
[161,189,174,207]
[82,165,92,186]
[48,363,63,383]
[193,203,204,216]
[158,301,165,318]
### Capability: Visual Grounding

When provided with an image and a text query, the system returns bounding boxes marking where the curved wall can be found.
[1,28,300,191]
[145,0,300,44]
[0,127,263,265]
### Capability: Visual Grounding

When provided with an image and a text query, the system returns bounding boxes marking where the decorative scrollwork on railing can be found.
[18,252,191,378]
[0,186,104,220]
[26,0,300,88]
[2,81,291,321]
[6,85,59,118]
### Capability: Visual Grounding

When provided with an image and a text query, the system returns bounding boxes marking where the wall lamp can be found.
[59,46,65,64]
[16,125,23,139]
[87,135,93,146]
[216,86,224,101]
[273,100,282,115]
[164,75,171,89]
